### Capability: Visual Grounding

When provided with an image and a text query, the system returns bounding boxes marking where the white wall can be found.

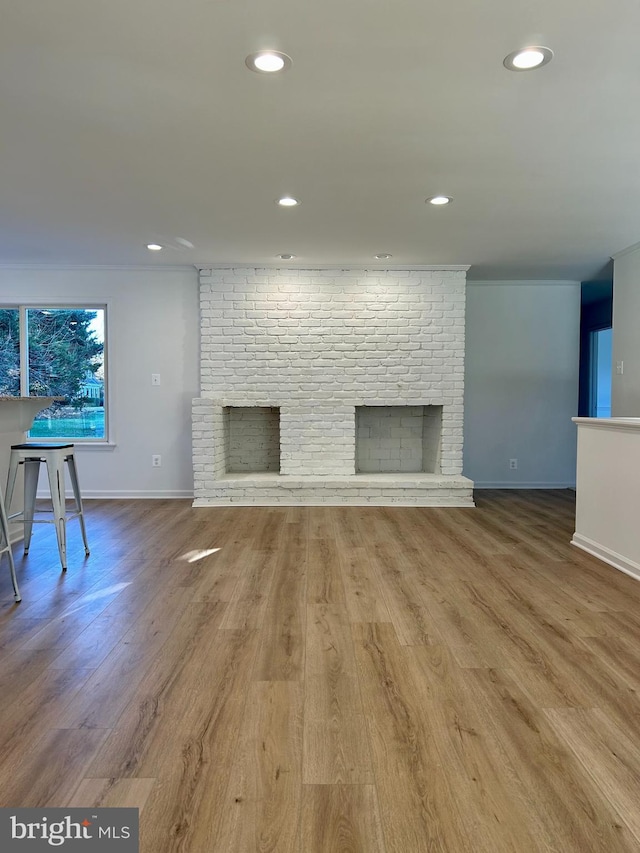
[464,281,580,488]
[0,266,199,497]
[612,245,640,416]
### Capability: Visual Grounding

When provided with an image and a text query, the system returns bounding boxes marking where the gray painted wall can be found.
[464,281,580,488]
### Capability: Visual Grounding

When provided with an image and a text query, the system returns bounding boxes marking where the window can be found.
[0,306,107,441]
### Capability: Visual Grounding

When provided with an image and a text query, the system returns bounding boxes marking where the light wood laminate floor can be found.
[1,491,640,852]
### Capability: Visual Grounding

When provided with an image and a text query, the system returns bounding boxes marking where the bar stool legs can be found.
[5,443,90,573]
[65,453,90,559]
[0,492,20,603]
[22,458,40,555]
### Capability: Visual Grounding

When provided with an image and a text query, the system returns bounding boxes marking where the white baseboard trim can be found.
[473,482,576,489]
[571,533,640,583]
[36,490,194,500]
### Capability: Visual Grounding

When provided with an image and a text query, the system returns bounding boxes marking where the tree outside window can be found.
[0,306,106,440]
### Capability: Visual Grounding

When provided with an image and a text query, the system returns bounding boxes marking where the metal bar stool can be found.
[0,489,21,602]
[5,443,90,571]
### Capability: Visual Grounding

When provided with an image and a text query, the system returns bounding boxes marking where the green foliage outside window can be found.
[0,308,20,395]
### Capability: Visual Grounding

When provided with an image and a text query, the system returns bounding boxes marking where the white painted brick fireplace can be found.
[192,267,474,505]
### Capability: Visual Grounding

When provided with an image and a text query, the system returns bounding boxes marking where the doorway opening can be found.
[578,280,613,418]
[590,327,612,417]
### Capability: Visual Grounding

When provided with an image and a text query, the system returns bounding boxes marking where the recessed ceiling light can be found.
[277,196,299,207]
[146,243,163,251]
[426,196,452,206]
[503,46,553,71]
[245,51,292,74]
[277,253,296,260]
[375,253,392,260]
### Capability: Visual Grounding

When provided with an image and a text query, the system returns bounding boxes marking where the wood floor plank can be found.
[413,576,504,668]
[338,545,392,623]
[1,491,640,852]
[308,506,335,540]
[211,680,303,853]
[219,550,277,630]
[404,643,542,852]
[85,599,228,777]
[477,551,610,638]
[0,728,110,807]
[0,647,62,710]
[136,629,261,852]
[545,707,640,845]
[469,590,640,721]
[50,585,195,730]
[453,576,574,666]
[20,585,132,651]
[185,545,246,603]
[304,605,374,784]
[0,665,94,770]
[331,508,365,549]
[252,518,307,681]
[461,667,639,852]
[67,777,157,812]
[581,633,640,692]
[300,785,386,853]
[593,607,640,642]
[46,566,187,671]
[9,551,151,621]
[417,506,512,559]
[533,555,640,613]
[306,536,347,606]
[352,622,474,852]
[0,614,49,649]
[367,541,443,646]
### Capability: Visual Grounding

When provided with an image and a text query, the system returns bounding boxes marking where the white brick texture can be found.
[192,267,473,505]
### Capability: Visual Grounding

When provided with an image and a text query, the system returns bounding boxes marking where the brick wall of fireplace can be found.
[192,267,473,505]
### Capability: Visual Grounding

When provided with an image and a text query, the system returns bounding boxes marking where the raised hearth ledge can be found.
[193,473,475,507]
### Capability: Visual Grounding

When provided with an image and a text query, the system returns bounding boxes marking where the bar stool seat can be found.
[5,443,90,572]
[0,489,20,602]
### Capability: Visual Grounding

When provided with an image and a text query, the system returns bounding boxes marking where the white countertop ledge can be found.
[0,397,57,433]
[573,417,640,431]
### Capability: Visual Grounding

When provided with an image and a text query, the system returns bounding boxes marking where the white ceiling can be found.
[2,0,639,280]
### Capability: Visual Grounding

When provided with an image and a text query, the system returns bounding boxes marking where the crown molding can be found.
[611,241,640,261]
[0,263,196,272]
[194,263,471,273]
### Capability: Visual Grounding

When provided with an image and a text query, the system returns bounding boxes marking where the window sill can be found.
[30,440,118,450]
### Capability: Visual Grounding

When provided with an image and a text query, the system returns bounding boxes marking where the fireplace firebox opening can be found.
[355,405,442,474]
[224,406,281,474]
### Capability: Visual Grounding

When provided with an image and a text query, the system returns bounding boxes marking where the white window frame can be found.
[1,301,110,444]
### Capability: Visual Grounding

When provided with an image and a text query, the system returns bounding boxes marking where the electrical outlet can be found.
[509,458,518,470]
[152,455,162,467]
